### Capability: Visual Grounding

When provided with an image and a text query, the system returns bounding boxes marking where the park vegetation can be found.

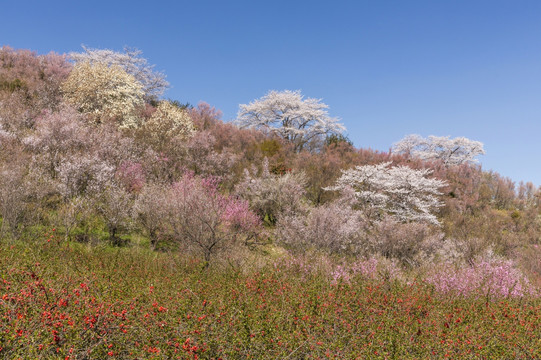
[1,46,541,358]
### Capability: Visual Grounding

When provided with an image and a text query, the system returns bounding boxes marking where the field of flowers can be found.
[1,234,541,359]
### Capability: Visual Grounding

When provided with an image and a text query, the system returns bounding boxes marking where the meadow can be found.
[1,233,541,359]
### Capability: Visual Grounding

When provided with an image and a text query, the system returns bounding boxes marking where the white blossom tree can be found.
[392,134,485,166]
[326,162,447,225]
[236,90,345,152]
[70,46,169,100]
[61,61,144,128]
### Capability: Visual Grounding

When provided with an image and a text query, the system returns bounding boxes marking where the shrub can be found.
[426,256,536,298]
[369,216,443,267]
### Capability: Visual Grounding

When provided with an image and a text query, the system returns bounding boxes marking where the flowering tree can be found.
[56,154,115,200]
[70,46,169,100]
[133,183,168,249]
[96,183,133,245]
[23,105,90,177]
[392,134,485,166]
[327,162,447,225]
[165,174,261,266]
[277,201,365,255]
[175,130,237,181]
[235,158,307,224]
[236,90,345,152]
[0,163,28,237]
[61,61,144,128]
[141,100,195,150]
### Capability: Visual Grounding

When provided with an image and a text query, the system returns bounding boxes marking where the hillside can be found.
[1,46,541,358]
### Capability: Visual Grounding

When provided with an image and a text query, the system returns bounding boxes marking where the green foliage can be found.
[325,133,353,147]
[259,138,282,157]
[0,78,27,93]
[167,98,192,110]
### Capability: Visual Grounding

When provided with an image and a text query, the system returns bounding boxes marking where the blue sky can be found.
[3,0,541,185]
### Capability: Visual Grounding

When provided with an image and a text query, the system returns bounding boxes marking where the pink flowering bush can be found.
[426,258,537,298]
[222,199,261,235]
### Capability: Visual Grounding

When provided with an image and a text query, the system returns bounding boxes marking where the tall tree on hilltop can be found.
[236,90,345,152]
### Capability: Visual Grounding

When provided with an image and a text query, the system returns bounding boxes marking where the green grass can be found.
[1,234,541,359]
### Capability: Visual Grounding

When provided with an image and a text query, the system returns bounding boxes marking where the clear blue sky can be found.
[3,0,541,185]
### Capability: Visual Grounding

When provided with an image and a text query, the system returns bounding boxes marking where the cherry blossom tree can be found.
[327,162,447,225]
[70,46,169,100]
[236,90,345,152]
[392,134,485,166]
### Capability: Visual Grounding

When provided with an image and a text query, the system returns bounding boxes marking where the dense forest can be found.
[1,46,541,358]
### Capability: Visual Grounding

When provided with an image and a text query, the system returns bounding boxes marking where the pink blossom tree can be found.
[165,174,261,266]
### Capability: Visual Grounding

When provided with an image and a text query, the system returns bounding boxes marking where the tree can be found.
[326,162,447,225]
[165,174,261,266]
[236,90,345,152]
[133,183,168,249]
[96,183,133,245]
[70,46,169,100]
[276,201,364,255]
[0,163,28,237]
[140,100,195,150]
[235,158,307,224]
[56,154,115,200]
[23,105,90,178]
[392,134,485,166]
[61,61,144,128]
